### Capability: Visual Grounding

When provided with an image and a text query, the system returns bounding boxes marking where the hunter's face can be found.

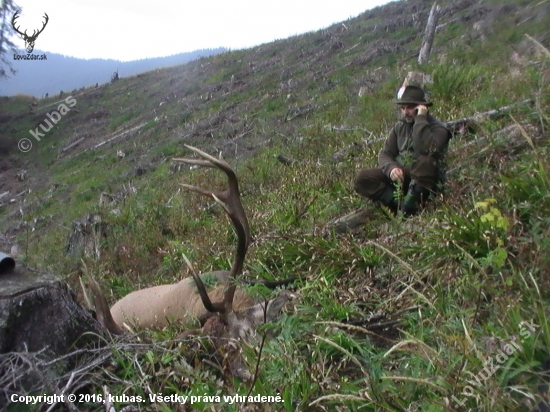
[400,104,417,123]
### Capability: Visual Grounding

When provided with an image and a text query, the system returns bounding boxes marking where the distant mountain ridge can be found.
[0,47,226,97]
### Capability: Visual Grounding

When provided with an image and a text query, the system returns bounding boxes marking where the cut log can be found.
[0,252,15,274]
[400,71,433,93]
[326,209,371,235]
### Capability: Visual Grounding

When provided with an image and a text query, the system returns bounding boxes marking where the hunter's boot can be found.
[402,181,430,216]
[378,186,399,214]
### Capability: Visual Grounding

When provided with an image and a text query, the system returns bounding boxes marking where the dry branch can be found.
[332,141,376,162]
[61,136,85,153]
[0,336,201,410]
[446,98,535,132]
[284,104,317,122]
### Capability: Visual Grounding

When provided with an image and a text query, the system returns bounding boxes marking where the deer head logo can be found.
[12,11,49,54]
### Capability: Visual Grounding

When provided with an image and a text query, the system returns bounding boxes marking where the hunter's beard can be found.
[402,115,414,123]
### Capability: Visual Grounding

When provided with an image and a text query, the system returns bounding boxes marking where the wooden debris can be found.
[65,214,107,259]
[276,154,298,166]
[446,98,535,132]
[326,209,371,235]
[61,137,85,153]
[418,2,440,64]
[16,170,27,181]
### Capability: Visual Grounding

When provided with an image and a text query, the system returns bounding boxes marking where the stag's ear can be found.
[246,290,298,325]
[264,290,298,322]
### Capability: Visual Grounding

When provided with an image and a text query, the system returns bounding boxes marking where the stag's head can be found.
[172,145,296,380]
[12,11,49,53]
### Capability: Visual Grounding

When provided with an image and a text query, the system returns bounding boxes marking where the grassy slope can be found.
[1,0,550,410]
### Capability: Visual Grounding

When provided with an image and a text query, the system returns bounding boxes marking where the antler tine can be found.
[172,158,217,168]
[173,145,237,200]
[11,12,26,36]
[176,145,250,316]
[175,145,240,203]
[183,144,232,171]
[181,252,225,313]
[179,183,223,200]
[33,13,49,37]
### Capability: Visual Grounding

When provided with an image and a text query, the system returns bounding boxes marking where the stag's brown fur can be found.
[110,271,255,329]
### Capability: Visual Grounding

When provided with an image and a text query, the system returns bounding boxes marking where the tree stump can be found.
[0,264,107,406]
[65,214,107,259]
[0,266,104,354]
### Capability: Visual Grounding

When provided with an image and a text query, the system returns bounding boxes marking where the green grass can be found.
[3,0,550,410]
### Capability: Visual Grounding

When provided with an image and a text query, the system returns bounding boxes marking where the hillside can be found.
[1,0,550,410]
[1,47,226,97]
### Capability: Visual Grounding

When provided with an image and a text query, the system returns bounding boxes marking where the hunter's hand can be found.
[416,105,428,116]
[390,167,404,182]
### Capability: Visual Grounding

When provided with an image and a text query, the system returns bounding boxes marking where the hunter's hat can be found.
[394,85,433,106]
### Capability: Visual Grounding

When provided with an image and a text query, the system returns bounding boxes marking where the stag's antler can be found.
[33,13,49,39]
[173,145,250,316]
[11,12,25,37]
[12,11,48,40]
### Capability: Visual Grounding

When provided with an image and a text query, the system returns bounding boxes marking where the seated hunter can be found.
[354,85,451,216]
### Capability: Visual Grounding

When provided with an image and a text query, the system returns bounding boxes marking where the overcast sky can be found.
[10,0,395,61]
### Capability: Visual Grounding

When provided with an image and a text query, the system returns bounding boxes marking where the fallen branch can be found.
[275,154,298,166]
[326,209,372,235]
[343,305,420,327]
[447,122,542,175]
[93,122,147,150]
[331,125,374,134]
[525,34,550,59]
[284,104,317,122]
[295,194,318,222]
[446,99,535,132]
[61,137,85,153]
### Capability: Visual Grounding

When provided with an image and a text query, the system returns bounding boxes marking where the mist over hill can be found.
[0,47,226,97]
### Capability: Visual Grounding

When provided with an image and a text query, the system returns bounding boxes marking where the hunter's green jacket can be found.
[378,114,451,186]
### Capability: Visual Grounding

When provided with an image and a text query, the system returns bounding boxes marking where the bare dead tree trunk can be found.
[418,2,440,65]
